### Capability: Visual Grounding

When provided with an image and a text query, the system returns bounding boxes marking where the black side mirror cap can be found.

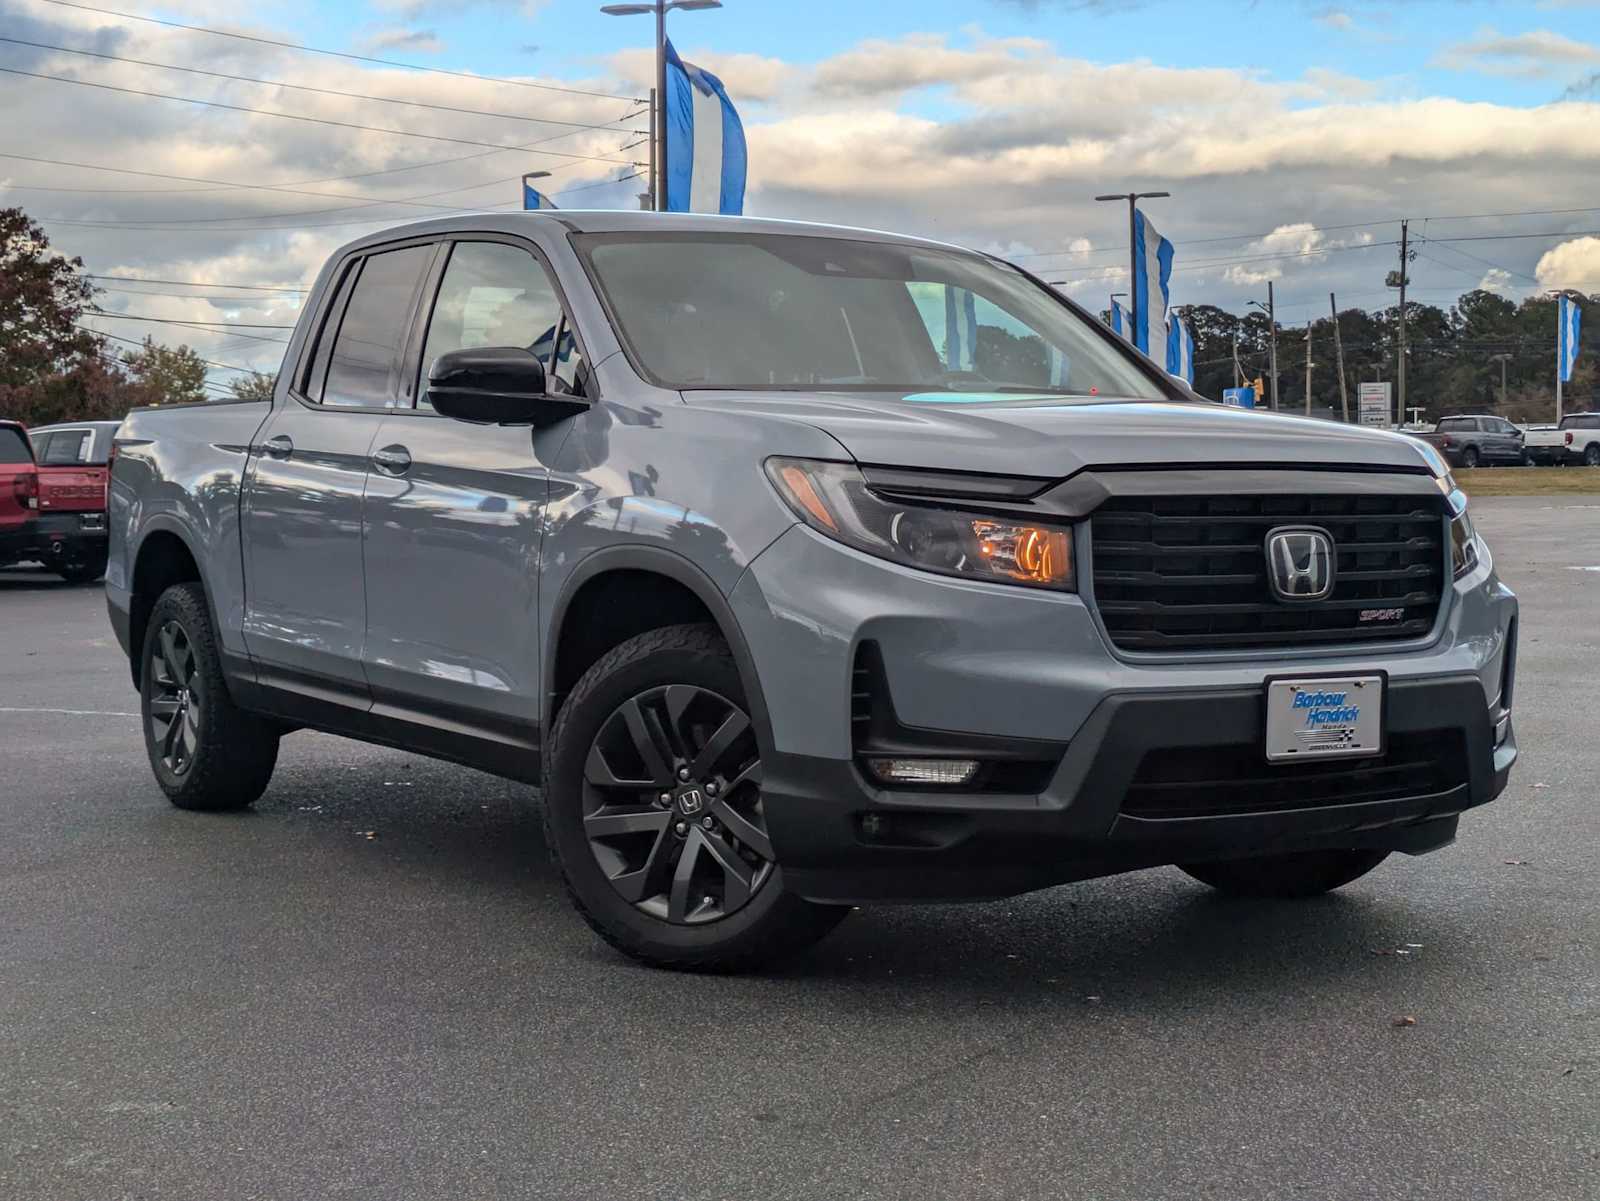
[426,347,587,427]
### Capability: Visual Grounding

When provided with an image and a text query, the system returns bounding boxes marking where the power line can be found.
[86,310,296,329]
[0,152,602,224]
[85,273,306,294]
[0,65,645,163]
[77,325,260,373]
[0,37,652,135]
[36,0,644,104]
[92,284,306,303]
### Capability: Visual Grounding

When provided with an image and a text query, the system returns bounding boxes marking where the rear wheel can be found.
[140,582,279,811]
[1586,443,1600,467]
[1460,446,1481,469]
[1179,849,1390,898]
[544,623,848,970]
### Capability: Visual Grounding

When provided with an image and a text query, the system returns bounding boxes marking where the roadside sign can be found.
[1358,382,1392,427]
[1222,386,1256,408]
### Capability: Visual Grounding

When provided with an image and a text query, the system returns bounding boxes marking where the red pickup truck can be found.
[0,419,115,582]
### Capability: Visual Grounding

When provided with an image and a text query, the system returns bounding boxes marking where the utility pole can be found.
[1231,326,1241,388]
[1331,292,1349,423]
[1267,281,1279,411]
[1304,321,1314,416]
[1489,352,1511,408]
[645,86,657,210]
[1396,219,1409,426]
[1095,191,1171,350]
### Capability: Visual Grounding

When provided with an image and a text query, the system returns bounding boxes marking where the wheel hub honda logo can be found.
[677,788,704,815]
[1265,526,1336,602]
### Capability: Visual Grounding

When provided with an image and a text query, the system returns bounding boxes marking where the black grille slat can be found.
[1090,490,1447,653]
[1122,732,1466,818]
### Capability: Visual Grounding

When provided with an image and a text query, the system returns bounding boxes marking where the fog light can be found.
[865,758,980,787]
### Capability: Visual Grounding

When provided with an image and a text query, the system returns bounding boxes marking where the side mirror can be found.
[426,347,587,427]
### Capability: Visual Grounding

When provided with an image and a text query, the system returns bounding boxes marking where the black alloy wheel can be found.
[1461,446,1481,469]
[147,618,203,777]
[581,684,774,925]
[1587,443,1600,467]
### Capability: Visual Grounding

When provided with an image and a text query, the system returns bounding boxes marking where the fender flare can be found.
[542,544,774,761]
[126,515,222,688]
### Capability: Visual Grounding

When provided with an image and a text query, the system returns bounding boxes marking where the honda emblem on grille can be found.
[1265,526,1336,602]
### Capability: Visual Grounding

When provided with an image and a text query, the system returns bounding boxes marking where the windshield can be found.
[576,231,1170,400]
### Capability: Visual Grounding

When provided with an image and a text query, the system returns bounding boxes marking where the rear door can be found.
[0,423,36,539]
[241,239,437,700]
[360,236,577,752]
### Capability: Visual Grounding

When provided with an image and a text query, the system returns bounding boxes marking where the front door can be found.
[241,241,436,700]
[360,238,581,756]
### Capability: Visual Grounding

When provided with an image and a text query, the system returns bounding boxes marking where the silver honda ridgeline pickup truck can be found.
[108,213,1518,969]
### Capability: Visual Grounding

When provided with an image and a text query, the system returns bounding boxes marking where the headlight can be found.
[765,458,1075,591]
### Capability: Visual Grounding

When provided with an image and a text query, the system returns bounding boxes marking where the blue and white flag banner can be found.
[522,179,557,210]
[664,39,747,215]
[1165,316,1194,383]
[944,287,979,371]
[1131,208,1174,356]
[1109,299,1129,340]
[1559,294,1582,383]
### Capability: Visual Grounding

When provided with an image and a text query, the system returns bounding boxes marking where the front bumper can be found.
[0,512,107,565]
[731,523,1518,904]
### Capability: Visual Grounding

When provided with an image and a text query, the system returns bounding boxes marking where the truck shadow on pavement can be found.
[235,734,1465,1015]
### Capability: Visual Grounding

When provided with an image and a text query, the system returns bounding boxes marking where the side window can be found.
[547,315,591,399]
[41,430,90,464]
[29,432,53,462]
[418,241,579,405]
[320,245,432,408]
[1437,418,1466,432]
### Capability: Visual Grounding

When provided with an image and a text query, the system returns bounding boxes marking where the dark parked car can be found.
[1415,415,1526,468]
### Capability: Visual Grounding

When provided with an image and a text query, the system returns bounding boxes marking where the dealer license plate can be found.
[1265,676,1383,763]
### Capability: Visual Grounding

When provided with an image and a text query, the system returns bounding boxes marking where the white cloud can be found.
[1478,268,1514,294]
[1436,28,1600,78]
[359,28,446,55]
[1535,237,1600,291]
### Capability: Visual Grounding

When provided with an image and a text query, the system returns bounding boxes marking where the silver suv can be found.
[106,213,1518,969]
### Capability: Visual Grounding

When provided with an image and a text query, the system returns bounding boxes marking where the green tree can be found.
[123,336,208,405]
[227,370,277,401]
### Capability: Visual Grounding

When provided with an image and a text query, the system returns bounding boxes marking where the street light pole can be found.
[1248,285,1280,411]
[601,0,722,213]
[1489,352,1512,409]
[1095,191,1170,347]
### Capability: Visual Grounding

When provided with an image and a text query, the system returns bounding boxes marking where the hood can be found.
[681,392,1435,479]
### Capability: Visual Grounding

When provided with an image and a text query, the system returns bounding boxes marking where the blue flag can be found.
[1559,294,1582,383]
[1130,208,1174,356]
[522,177,557,210]
[664,39,747,215]
[1109,298,1129,340]
[944,288,979,371]
[1166,316,1194,383]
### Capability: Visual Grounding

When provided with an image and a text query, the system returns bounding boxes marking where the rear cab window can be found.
[0,427,33,463]
[39,430,91,465]
[301,243,434,409]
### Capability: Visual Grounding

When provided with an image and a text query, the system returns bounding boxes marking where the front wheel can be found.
[140,582,279,811]
[544,624,848,970]
[1179,849,1390,898]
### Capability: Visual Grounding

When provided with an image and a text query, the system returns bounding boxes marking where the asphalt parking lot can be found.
[2,495,1596,1201]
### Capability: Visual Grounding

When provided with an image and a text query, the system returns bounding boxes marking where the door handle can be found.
[262,434,294,459]
[372,444,412,476]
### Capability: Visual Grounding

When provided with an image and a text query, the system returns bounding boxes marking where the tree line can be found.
[0,207,276,428]
[1174,289,1596,423]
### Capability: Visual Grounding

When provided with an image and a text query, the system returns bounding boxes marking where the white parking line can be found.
[0,707,139,718]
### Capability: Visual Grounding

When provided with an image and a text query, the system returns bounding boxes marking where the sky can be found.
[5,0,1600,391]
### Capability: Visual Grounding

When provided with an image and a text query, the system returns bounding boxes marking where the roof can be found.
[334,209,973,259]
[26,420,123,432]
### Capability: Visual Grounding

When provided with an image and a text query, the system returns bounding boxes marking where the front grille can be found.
[1121,731,1467,819]
[1090,491,1446,652]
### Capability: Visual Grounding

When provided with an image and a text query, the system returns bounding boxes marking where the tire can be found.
[57,549,107,584]
[1586,443,1600,467]
[543,623,848,971]
[140,582,279,811]
[1179,849,1390,898]
[1460,446,1480,469]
